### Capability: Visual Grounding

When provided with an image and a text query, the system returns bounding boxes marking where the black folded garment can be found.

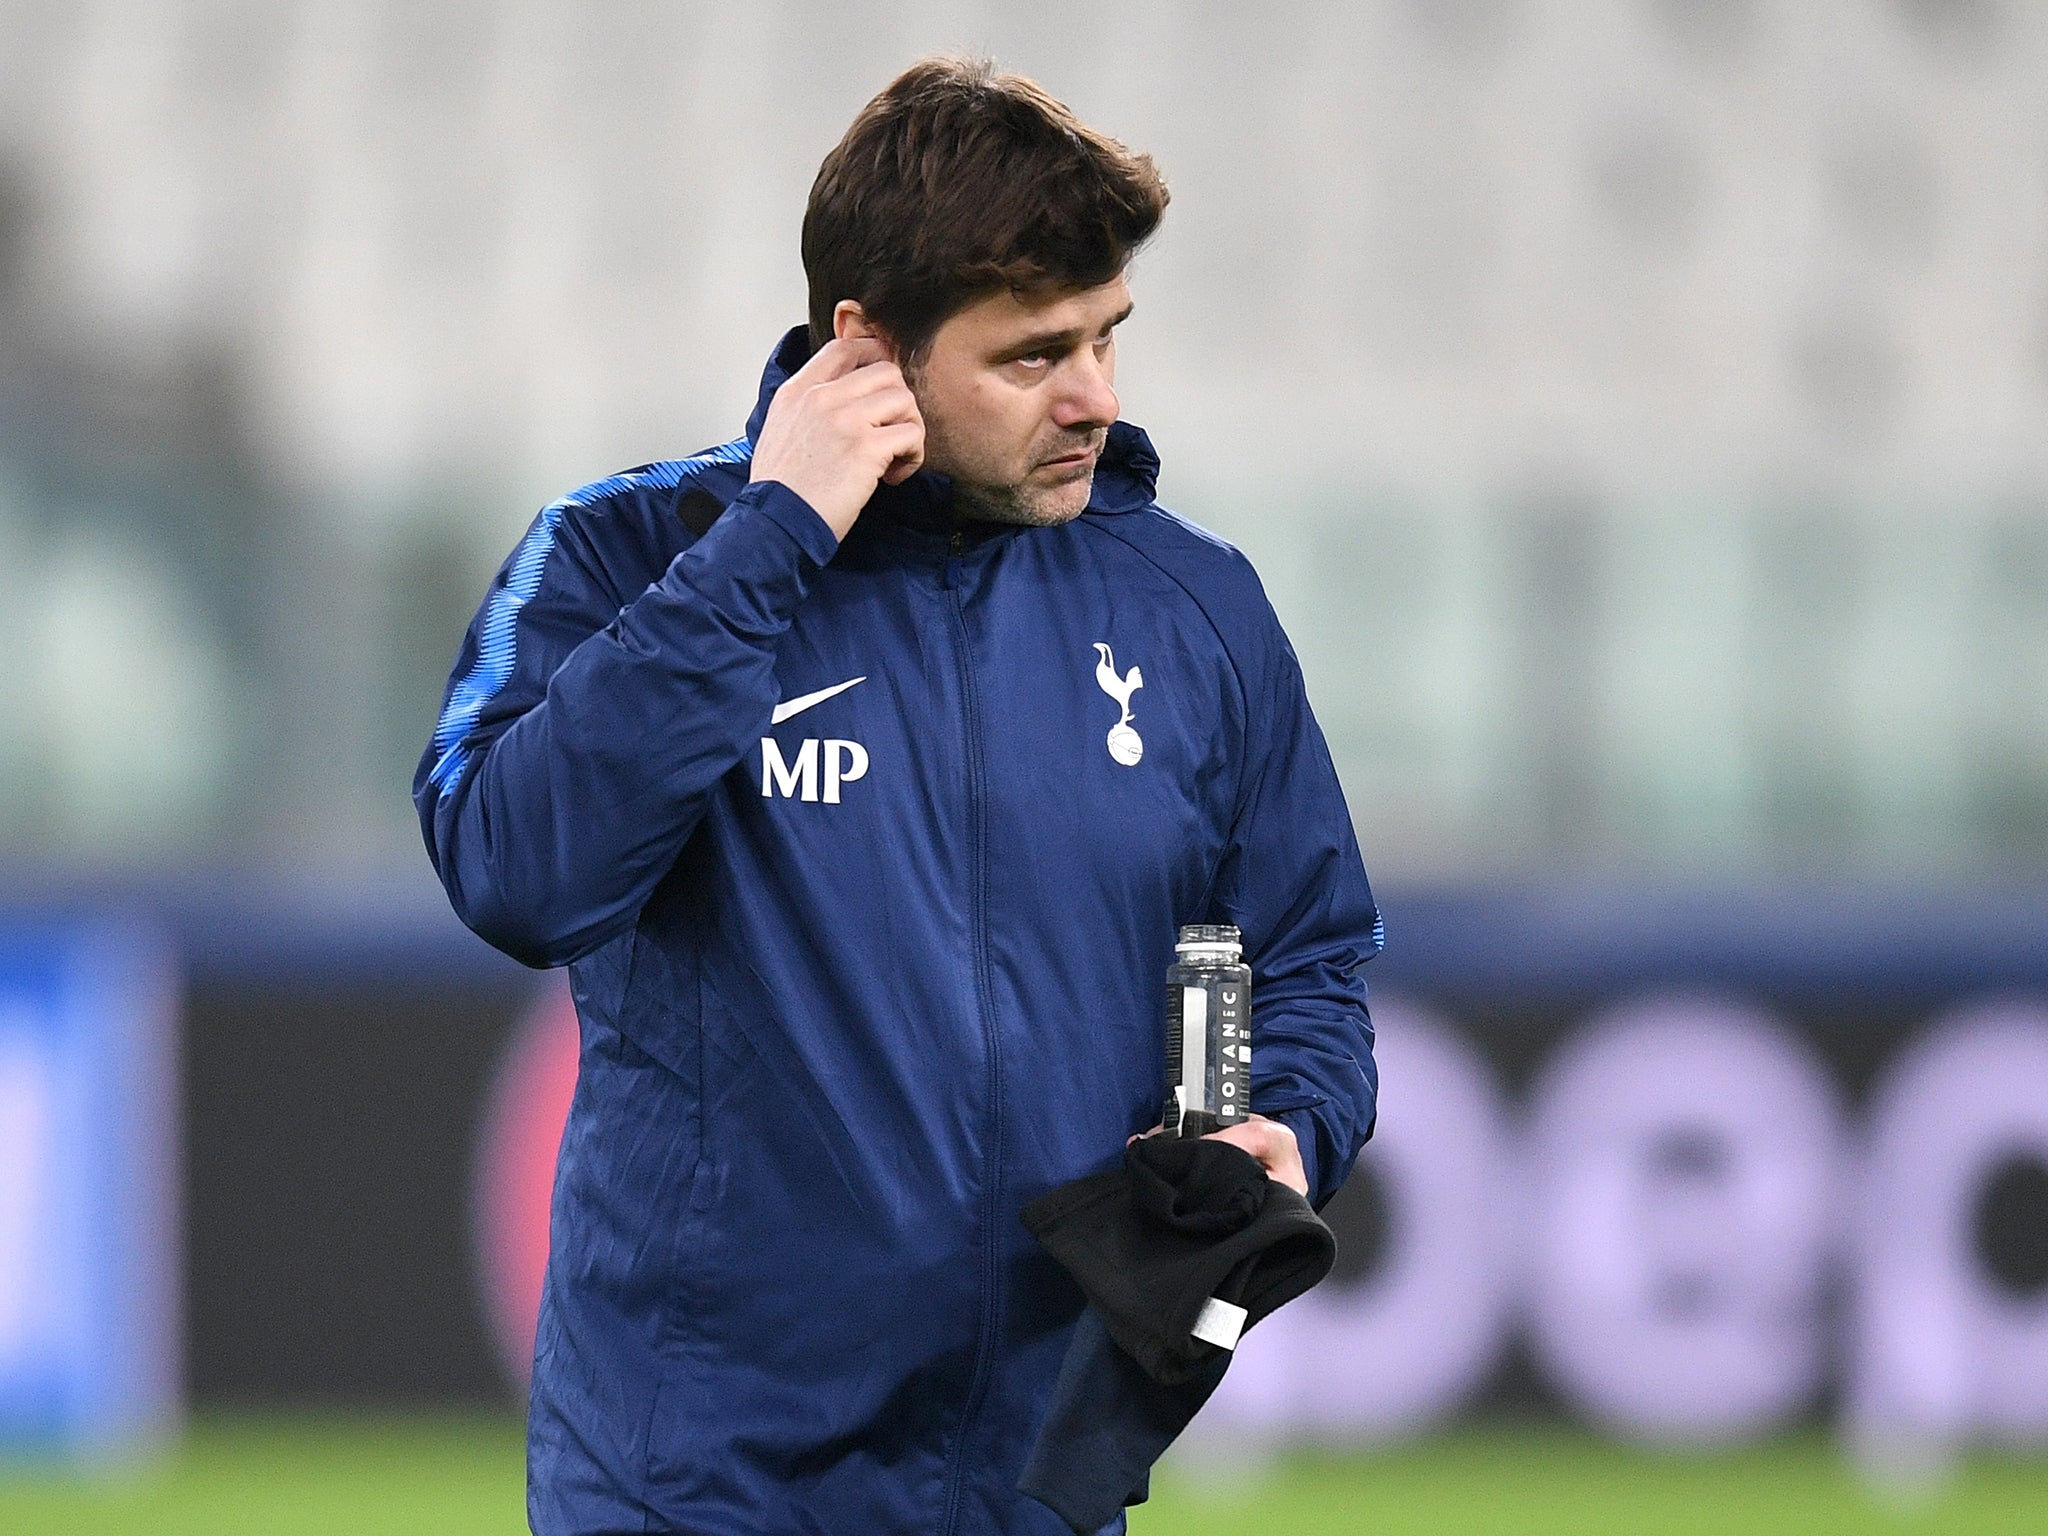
[1017,1136,1337,1533]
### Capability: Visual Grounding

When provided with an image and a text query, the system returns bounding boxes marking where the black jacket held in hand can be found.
[1018,1136,1338,1532]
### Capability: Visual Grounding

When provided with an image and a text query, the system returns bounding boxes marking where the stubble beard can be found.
[949,467,1094,528]
[926,423,1104,528]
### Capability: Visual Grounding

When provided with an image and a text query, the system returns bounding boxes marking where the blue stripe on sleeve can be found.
[425,439,750,795]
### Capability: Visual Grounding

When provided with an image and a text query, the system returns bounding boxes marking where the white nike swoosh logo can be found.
[770,676,867,725]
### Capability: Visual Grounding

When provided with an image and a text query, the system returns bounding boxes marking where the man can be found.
[416,57,1380,1536]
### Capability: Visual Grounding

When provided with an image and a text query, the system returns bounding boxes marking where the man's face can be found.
[903,275,1132,526]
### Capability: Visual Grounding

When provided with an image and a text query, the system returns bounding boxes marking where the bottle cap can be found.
[1175,923,1243,962]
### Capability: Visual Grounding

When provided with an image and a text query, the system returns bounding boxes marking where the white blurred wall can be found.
[0,0,2043,875]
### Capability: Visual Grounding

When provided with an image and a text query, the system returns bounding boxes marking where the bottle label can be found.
[1165,966,1251,1136]
[1216,979,1247,1120]
[1180,985,1209,1120]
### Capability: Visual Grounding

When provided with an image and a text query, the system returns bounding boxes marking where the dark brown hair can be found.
[802,58,1168,357]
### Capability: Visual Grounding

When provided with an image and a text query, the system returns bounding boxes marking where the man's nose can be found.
[1052,352,1119,430]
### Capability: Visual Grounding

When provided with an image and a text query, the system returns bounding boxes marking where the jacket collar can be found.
[745,325,1162,523]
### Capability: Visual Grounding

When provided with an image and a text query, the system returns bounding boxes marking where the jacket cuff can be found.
[740,479,842,564]
[1271,1106,1328,1211]
[661,480,838,638]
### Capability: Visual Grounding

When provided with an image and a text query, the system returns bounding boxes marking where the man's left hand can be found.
[1203,1114,1307,1198]
[1128,1113,1307,1198]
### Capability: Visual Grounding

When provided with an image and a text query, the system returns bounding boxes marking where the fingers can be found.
[1201,1115,1308,1197]
[789,347,919,431]
[879,428,925,485]
[840,377,923,484]
[827,363,919,422]
[790,334,892,384]
[1125,1118,1307,1198]
[749,340,926,538]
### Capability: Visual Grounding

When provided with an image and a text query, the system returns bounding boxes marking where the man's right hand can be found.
[748,337,925,541]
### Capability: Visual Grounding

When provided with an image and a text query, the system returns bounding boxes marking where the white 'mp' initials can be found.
[761,738,868,803]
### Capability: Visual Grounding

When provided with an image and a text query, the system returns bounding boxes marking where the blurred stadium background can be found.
[1,0,2046,1531]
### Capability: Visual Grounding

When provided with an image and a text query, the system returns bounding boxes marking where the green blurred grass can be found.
[1142,1430,2048,1536]
[0,1417,2040,1534]
[0,1415,527,1536]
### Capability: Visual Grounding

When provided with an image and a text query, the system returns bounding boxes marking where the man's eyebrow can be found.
[1000,302,1136,358]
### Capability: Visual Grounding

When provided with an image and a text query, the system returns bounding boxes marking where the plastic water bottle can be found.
[1163,924,1251,1138]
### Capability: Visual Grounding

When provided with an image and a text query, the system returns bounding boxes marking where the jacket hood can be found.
[745,325,1162,519]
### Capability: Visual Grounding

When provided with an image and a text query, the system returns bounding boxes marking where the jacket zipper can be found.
[940,535,1004,1536]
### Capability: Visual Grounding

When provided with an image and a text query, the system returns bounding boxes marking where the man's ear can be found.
[833,300,897,358]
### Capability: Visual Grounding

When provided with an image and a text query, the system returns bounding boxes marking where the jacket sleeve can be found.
[1209,608,1382,1211]
[412,478,838,968]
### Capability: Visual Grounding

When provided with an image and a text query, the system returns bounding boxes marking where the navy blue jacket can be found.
[416,329,1381,1535]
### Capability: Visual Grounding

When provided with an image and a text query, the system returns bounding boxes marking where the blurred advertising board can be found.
[1191,886,2048,1482]
[167,879,2048,1474]
[0,919,178,1460]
